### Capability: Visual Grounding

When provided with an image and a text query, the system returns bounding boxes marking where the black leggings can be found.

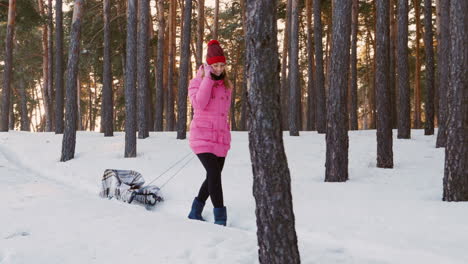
[196,153,226,208]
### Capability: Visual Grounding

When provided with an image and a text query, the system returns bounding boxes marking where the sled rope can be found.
[146,151,194,187]
[159,154,196,189]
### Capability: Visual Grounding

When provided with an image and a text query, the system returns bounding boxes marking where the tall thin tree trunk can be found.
[435,0,450,147]
[0,0,16,132]
[125,0,138,157]
[213,0,219,40]
[389,0,397,129]
[47,0,55,131]
[240,0,247,131]
[397,0,411,139]
[423,0,435,135]
[55,0,64,134]
[19,78,30,131]
[137,0,149,139]
[376,0,394,168]
[325,0,352,182]
[306,0,315,131]
[281,0,291,131]
[102,0,114,136]
[61,0,83,162]
[289,0,300,136]
[166,0,176,131]
[314,0,326,133]
[413,0,422,129]
[154,0,165,131]
[245,1,301,262]
[443,0,467,201]
[9,94,14,130]
[349,0,359,130]
[196,0,204,68]
[176,0,192,139]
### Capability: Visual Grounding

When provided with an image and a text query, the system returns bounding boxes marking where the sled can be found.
[99,169,164,208]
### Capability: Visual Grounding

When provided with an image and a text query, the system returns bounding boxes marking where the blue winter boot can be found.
[188,197,205,221]
[213,207,227,226]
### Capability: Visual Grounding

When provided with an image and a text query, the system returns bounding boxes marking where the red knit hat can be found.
[206,40,226,65]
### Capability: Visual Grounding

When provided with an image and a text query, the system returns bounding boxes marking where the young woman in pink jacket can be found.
[187,40,232,226]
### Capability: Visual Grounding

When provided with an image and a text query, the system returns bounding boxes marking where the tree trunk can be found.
[102,0,114,136]
[443,0,467,201]
[60,0,83,162]
[55,0,64,134]
[281,0,291,131]
[19,78,30,131]
[137,0,149,139]
[389,0,397,129]
[125,0,138,157]
[245,1,301,262]
[77,76,82,130]
[435,0,450,147]
[154,0,165,131]
[423,0,435,135]
[47,0,55,131]
[0,0,16,132]
[196,0,205,68]
[289,0,300,136]
[397,0,411,139]
[176,0,192,139]
[213,0,219,40]
[325,0,352,182]
[413,0,422,129]
[166,0,176,131]
[240,0,247,131]
[376,0,394,168]
[306,0,315,131]
[9,94,14,130]
[314,0,326,133]
[349,0,359,130]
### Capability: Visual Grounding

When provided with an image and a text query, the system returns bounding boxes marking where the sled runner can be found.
[99,169,164,207]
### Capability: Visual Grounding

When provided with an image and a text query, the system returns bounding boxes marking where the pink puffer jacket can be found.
[188,67,232,157]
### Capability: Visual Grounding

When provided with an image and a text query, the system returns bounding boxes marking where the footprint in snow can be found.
[4,231,31,239]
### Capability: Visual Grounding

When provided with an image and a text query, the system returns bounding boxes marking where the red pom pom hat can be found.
[206,39,226,65]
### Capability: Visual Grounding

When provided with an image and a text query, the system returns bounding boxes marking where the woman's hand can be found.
[203,64,213,79]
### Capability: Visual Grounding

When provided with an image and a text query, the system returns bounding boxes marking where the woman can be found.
[187,40,232,226]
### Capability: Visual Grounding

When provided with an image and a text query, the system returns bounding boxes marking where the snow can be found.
[0,130,467,264]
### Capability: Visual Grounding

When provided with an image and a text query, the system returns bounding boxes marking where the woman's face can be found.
[211,62,226,76]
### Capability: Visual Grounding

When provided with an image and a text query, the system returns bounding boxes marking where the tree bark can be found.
[443,0,467,201]
[413,0,422,129]
[423,0,435,135]
[246,1,301,262]
[55,0,64,134]
[349,0,359,130]
[60,0,83,162]
[325,0,352,182]
[137,0,149,139]
[314,0,326,133]
[125,0,138,157]
[240,0,247,131]
[0,0,16,132]
[289,0,300,136]
[102,0,114,136]
[306,0,315,131]
[397,0,411,139]
[176,0,192,139]
[376,0,394,168]
[435,0,450,147]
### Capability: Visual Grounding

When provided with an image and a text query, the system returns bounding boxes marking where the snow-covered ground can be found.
[0,130,467,264]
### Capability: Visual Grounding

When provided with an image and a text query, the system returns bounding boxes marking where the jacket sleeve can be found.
[189,76,215,110]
